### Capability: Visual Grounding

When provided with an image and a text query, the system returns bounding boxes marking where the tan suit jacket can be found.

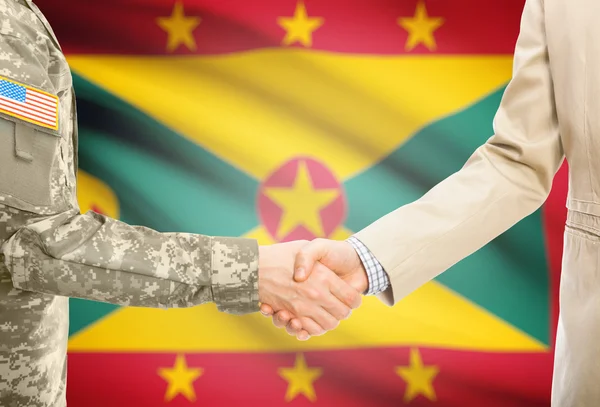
[355,0,598,404]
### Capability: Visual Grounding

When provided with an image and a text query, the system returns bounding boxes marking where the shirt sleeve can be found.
[347,235,390,295]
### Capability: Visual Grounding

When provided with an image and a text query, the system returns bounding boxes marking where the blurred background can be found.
[34,0,567,405]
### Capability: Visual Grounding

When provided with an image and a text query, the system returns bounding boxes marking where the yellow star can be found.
[263,160,339,239]
[277,1,324,47]
[157,354,203,402]
[278,353,323,402]
[156,1,201,52]
[398,1,444,51]
[395,348,439,403]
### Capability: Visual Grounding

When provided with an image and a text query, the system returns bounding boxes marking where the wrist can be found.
[343,240,369,294]
[211,237,259,314]
[354,263,369,294]
[257,245,268,303]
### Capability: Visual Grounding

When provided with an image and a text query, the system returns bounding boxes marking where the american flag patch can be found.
[0,76,59,131]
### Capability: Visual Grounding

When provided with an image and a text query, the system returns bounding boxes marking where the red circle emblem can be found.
[257,157,347,242]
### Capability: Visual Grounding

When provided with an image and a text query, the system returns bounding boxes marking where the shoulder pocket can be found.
[0,115,64,212]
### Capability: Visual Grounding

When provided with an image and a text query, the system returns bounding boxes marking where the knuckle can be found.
[345,292,359,307]
[290,300,304,316]
[302,287,317,300]
[298,319,313,333]
[314,270,328,283]
[298,241,311,254]
[308,288,322,301]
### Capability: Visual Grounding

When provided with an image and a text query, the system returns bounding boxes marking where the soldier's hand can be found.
[258,241,362,339]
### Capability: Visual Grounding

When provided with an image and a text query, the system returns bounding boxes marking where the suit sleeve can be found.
[354,0,564,306]
[1,210,259,314]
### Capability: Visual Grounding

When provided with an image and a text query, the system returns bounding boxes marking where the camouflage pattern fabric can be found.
[0,1,259,406]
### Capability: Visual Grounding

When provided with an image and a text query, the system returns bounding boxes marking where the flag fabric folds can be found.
[31,0,568,405]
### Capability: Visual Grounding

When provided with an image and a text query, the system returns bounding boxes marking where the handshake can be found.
[257,238,369,341]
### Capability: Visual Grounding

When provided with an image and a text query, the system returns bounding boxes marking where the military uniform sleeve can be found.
[0,10,259,314]
[1,210,259,313]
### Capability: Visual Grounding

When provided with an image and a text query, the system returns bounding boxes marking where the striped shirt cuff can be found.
[346,236,390,296]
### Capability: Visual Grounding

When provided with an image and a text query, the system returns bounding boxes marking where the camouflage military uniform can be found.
[0,1,259,405]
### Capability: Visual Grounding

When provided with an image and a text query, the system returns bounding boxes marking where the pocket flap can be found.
[0,113,63,211]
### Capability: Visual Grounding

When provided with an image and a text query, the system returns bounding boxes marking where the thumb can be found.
[347,272,368,294]
[294,239,328,282]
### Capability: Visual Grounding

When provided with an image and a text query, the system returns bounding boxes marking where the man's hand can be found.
[258,240,362,338]
[260,238,368,340]
[295,239,368,290]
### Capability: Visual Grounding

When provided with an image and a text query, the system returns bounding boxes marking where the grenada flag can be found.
[34,0,567,405]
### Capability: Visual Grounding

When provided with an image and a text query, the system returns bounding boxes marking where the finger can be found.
[310,263,359,315]
[294,269,349,328]
[284,320,311,340]
[260,303,274,316]
[317,288,353,321]
[296,317,328,337]
[297,330,311,341]
[285,318,304,336]
[294,239,328,282]
[305,305,339,333]
[272,310,293,328]
[324,268,362,310]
